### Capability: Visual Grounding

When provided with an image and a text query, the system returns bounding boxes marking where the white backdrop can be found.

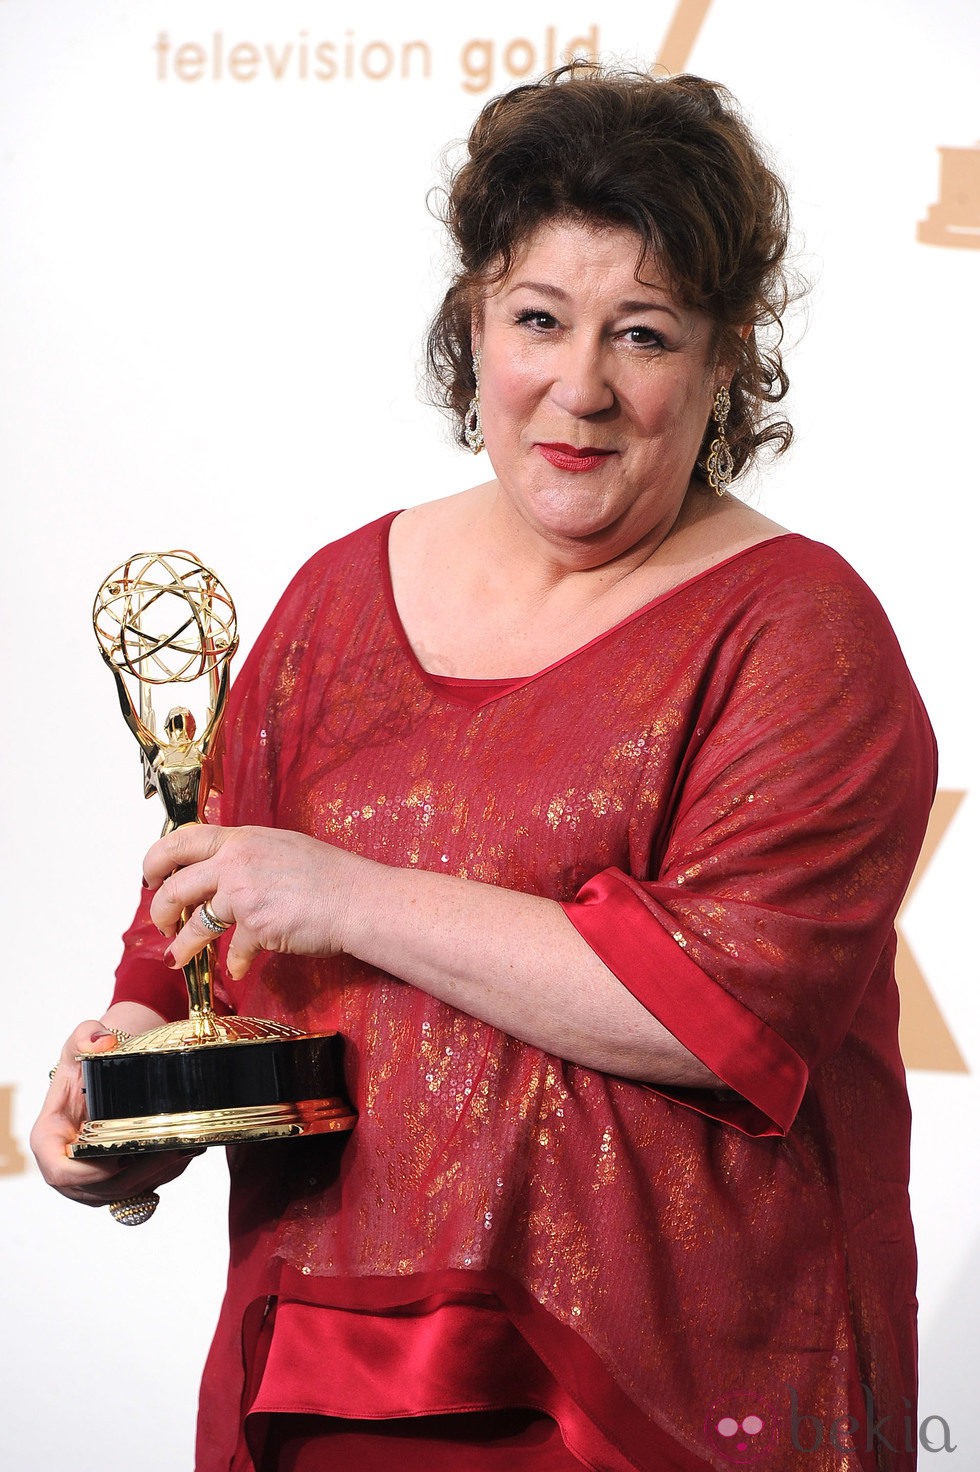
[1,1,977,1466]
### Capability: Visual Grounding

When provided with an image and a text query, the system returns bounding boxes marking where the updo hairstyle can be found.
[427,66,796,483]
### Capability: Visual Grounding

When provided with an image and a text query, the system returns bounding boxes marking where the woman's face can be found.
[475,218,724,561]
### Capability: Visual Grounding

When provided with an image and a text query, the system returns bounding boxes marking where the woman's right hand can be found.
[30,1013,201,1208]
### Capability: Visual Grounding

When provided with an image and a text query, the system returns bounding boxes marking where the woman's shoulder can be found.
[654,498,912,690]
[657,495,875,617]
[727,528,891,616]
[691,527,930,733]
[685,495,880,602]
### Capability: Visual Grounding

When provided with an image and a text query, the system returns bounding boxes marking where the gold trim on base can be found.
[69,1097,357,1157]
[77,1014,308,1055]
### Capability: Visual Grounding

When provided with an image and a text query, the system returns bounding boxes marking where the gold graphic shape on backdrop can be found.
[918,145,980,250]
[656,0,715,74]
[0,1087,27,1176]
[897,790,968,1072]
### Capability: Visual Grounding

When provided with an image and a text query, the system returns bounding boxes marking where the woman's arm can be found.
[143,824,724,1087]
[343,856,723,1085]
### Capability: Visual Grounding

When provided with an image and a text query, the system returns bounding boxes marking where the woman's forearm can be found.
[339,853,722,1087]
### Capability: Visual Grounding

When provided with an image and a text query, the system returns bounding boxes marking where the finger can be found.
[37,1129,201,1206]
[149,863,225,939]
[45,1022,118,1104]
[224,929,261,982]
[66,1148,204,1207]
[63,1019,120,1062]
[31,1097,151,1202]
[161,900,237,971]
[143,823,228,890]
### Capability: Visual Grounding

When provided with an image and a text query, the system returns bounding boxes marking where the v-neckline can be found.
[379,510,802,709]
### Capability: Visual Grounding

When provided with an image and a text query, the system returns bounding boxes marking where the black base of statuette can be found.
[70,1032,357,1156]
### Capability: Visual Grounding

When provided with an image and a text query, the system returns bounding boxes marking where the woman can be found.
[33,68,936,1471]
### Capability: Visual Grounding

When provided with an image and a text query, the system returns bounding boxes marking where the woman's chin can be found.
[509,483,622,545]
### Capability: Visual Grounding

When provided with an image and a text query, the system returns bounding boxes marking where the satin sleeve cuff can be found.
[561,868,807,1137]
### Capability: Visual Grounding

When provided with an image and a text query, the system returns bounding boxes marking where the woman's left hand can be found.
[143,825,365,979]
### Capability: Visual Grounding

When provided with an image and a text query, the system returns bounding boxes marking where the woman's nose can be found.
[548,341,615,417]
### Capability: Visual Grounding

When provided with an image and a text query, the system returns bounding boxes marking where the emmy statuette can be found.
[70,551,356,1156]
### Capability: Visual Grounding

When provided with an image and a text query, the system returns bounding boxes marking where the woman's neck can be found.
[387,482,786,679]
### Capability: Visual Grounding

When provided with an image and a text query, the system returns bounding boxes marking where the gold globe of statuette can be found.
[94,550,238,687]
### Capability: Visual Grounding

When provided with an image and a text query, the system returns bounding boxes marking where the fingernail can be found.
[163,947,177,968]
[90,1027,112,1041]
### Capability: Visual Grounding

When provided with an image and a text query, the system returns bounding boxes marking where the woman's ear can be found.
[709,323,747,382]
[714,323,754,390]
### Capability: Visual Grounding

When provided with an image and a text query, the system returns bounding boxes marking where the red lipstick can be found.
[536,443,615,473]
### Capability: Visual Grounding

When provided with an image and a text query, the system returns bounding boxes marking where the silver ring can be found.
[199,900,231,935]
[109,1192,160,1226]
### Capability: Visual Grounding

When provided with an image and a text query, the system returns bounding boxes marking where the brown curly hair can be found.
[426,66,796,483]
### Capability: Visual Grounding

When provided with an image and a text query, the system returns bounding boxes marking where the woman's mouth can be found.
[535,443,616,473]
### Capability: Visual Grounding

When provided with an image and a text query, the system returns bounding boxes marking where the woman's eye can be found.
[515,309,558,331]
[623,326,666,348]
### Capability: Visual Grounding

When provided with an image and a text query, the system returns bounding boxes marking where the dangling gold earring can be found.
[706,384,733,497]
[463,352,484,455]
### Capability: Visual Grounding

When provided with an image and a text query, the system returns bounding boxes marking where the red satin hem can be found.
[234,1269,715,1472]
[244,1297,634,1472]
[256,1409,587,1471]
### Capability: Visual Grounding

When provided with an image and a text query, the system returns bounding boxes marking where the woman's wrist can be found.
[331,848,392,962]
[100,1001,167,1037]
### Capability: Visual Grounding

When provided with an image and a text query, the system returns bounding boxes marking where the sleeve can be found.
[561,559,938,1136]
[110,888,188,1020]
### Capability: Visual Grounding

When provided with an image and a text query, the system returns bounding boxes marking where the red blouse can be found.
[114,513,936,1471]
